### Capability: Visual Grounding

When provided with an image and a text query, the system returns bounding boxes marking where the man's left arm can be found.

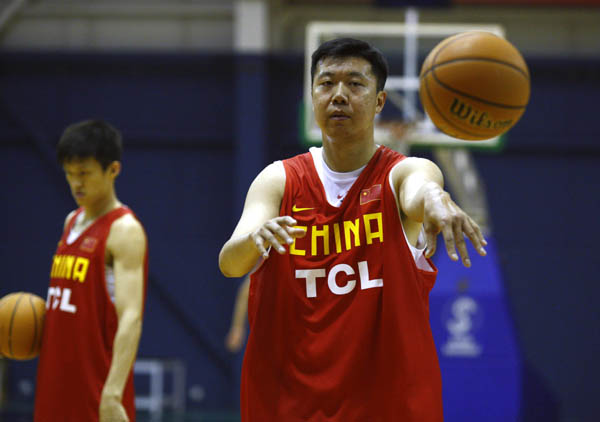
[392,157,487,267]
[100,214,147,422]
[225,276,251,353]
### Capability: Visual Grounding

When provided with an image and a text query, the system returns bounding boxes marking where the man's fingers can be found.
[276,216,307,242]
[453,221,471,267]
[261,227,288,254]
[472,219,488,250]
[464,218,487,256]
[251,232,270,258]
[441,223,459,262]
[286,225,307,239]
[266,221,295,246]
[276,216,297,227]
[480,226,488,246]
[251,217,304,259]
[424,223,439,258]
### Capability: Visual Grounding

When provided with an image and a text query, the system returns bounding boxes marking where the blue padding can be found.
[430,236,522,421]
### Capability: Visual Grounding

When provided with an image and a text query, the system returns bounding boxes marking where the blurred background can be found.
[0,0,599,421]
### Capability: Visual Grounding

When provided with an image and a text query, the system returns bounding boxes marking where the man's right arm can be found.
[218,162,305,278]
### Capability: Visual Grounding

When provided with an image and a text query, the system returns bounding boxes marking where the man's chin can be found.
[324,126,353,138]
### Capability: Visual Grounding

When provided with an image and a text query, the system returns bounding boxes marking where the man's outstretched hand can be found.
[422,187,487,267]
[250,216,307,259]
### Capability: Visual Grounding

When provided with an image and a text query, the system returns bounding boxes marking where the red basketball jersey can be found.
[34,206,147,422]
[241,146,443,421]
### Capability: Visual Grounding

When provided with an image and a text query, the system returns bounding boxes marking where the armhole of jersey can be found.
[64,209,84,245]
[103,209,137,305]
[247,160,285,277]
[105,265,116,303]
[274,160,285,177]
[65,209,80,231]
[388,163,434,272]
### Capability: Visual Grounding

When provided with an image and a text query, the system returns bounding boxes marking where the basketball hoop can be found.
[375,120,417,155]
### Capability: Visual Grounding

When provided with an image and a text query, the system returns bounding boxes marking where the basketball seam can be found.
[432,31,485,67]
[429,31,528,109]
[428,68,528,109]
[423,72,482,139]
[8,293,24,358]
[29,295,38,358]
[432,76,527,110]
[424,57,530,81]
[431,64,527,110]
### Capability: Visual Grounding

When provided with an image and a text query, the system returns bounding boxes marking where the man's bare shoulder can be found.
[107,213,146,254]
[249,161,286,198]
[110,213,145,239]
[392,156,437,174]
[257,161,286,183]
[391,156,443,187]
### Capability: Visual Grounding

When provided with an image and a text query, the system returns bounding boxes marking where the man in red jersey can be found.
[219,38,487,421]
[34,120,147,422]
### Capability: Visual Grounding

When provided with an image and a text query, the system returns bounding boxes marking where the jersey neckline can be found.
[64,205,128,246]
[305,145,384,212]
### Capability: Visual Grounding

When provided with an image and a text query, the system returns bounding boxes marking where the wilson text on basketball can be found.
[449,98,512,130]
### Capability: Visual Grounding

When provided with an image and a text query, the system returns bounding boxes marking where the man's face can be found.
[312,56,386,140]
[63,157,119,208]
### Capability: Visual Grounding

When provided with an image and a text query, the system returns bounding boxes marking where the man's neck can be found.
[321,136,378,173]
[83,195,119,221]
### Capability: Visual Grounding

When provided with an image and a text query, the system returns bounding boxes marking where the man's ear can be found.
[108,161,121,178]
[376,91,387,114]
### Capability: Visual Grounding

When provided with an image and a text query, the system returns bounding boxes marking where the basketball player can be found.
[219,38,488,421]
[34,120,148,422]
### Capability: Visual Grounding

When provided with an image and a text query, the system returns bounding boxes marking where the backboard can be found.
[302,19,507,151]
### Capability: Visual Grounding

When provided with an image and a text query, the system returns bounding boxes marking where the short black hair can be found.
[311,37,389,93]
[57,119,122,169]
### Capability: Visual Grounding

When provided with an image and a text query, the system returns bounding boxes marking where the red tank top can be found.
[241,146,443,421]
[34,206,147,422]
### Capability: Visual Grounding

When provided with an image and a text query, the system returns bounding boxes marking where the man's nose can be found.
[332,82,348,104]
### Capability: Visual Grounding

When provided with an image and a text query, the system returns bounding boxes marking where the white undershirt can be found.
[66,212,93,245]
[309,146,366,207]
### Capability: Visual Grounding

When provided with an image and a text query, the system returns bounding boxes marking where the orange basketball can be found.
[419,31,530,141]
[0,292,45,360]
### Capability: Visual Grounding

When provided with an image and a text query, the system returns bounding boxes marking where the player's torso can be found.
[279,149,396,314]
[45,208,126,334]
[262,146,414,352]
[244,147,442,421]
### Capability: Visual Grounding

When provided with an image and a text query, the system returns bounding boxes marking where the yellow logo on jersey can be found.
[290,212,383,256]
[292,205,314,212]
[50,255,90,283]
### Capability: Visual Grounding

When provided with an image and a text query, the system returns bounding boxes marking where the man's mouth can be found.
[330,111,350,120]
